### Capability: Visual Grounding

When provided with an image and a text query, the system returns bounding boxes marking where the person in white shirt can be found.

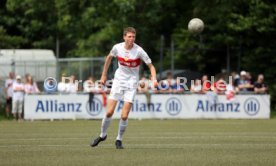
[91,27,157,149]
[67,75,78,93]
[190,79,202,93]
[57,74,69,93]
[12,75,25,120]
[4,72,15,118]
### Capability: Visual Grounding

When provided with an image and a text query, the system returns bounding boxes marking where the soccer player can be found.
[90,27,157,149]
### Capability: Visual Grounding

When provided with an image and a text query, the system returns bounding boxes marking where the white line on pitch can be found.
[1,143,276,149]
[0,135,276,141]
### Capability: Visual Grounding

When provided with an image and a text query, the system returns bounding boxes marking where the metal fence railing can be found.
[57,57,108,81]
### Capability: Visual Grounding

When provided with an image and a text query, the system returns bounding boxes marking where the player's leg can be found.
[90,81,123,147]
[90,99,117,147]
[100,99,117,137]
[115,89,135,149]
[115,101,132,149]
[99,79,122,137]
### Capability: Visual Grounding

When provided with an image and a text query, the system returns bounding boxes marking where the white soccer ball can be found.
[188,18,204,34]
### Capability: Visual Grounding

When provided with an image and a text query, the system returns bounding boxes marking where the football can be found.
[188,18,204,34]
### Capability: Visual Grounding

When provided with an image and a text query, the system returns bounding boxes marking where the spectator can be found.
[254,74,268,94]
[12,75,25,120]
[24,74,40,94]
[83,76,94,93]
[172,78,185,93]
[225,80,236,101]
[84,76,107,107]
[237,71,253,93]
[137,76,150,93]
[201,75,211,93]
[156,80,170,93]
[246,72,254,91]
[157,72,176,93]
[166,72,176,88]
[190,79,202,94]
[67,75,78,93]
[58,73,69,93]
[214,78,227,94]
[230,71,240,87]
[4,72,15,118]
[84,76,96,109]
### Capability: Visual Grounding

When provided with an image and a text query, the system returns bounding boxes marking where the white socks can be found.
[100,117,112,138]
[116,119,128,141]
[99,117,128,141]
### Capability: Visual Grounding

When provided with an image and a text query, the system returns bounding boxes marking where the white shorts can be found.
[109,79,137,103]
[12,100,23,114]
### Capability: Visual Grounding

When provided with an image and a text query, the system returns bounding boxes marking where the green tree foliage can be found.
[0,0,275,109]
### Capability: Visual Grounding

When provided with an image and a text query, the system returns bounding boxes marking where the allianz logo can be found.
[244,98,260,116]
[86,98,103,116]
[117,100,162,112]
[166,97,182,116]
[196,100,240,112]
[36,100,82,112]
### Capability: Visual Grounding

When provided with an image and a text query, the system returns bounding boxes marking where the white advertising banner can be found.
[24,94,270,120]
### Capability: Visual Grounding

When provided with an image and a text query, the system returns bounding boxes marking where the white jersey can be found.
[5,78,14,97]
[110,42,152,83]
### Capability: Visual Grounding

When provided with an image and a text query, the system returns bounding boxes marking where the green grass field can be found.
[1,117,276,166]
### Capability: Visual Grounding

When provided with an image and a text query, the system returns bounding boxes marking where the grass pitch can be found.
[1,118,276,166]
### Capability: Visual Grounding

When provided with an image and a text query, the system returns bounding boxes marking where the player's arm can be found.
[100,54,113,84]
[147,63,158,87]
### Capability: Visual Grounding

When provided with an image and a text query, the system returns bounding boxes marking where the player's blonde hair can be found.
[123,27,136,36]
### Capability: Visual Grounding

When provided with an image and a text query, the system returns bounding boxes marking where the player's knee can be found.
[121,115,128,121]
[106,111,113,118]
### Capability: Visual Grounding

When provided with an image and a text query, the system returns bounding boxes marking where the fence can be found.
[0,56,118,83]
[57,57,112,82]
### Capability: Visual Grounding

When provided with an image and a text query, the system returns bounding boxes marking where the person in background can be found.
[4,72,15,118]
[84,76,107,107]
[254,74,268,94]
[172,78,185,93]
[214,78,227,94]
[230,71,240,87]
[166,72,176,93]
[24,74,40,94]
[58,73,69,93]
[237,71,253,93]
[190,79,202,94]
[67,75,78,93]
[201,75,211,93]
[245,72,254,91]
[12,75,25,120]
[225,78,236,101]
[137,76,150,93]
